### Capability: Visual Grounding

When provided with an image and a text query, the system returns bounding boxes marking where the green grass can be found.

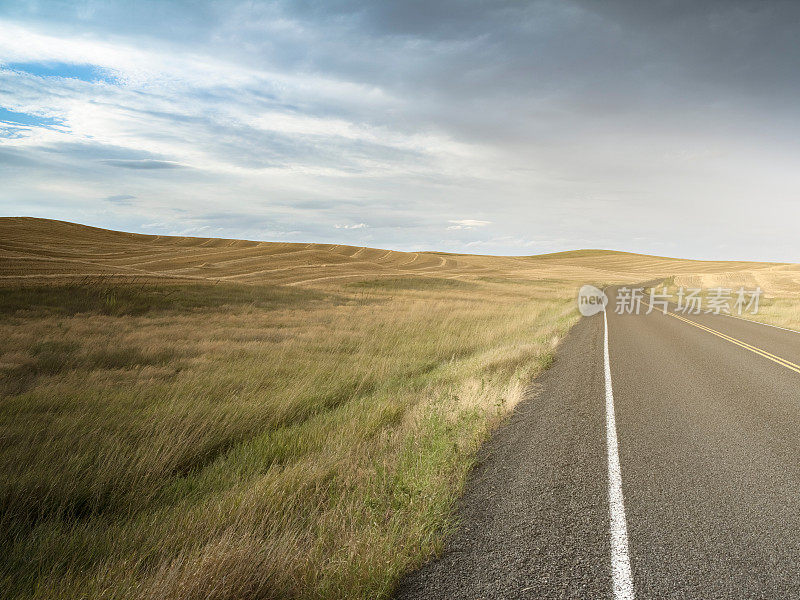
[0,279,328,318]
[347,276,476,291]
[0,276,578,600]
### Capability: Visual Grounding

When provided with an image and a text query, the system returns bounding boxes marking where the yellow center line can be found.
[640,301,800,375]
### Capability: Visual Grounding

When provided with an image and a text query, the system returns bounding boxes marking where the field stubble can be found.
[2,218,795,599]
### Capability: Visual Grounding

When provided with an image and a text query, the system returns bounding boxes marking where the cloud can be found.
[101,159,184,170]
[0,146,40,166]
[334,223,367,229]
[6,61,119,84]
[1,2,800,260]
[104,194,136,204]
[447,219,491,230]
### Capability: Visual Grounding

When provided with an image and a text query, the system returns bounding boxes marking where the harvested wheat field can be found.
[0,217,794,600]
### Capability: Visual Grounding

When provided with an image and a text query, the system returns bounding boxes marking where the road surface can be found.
[395,289,800,599]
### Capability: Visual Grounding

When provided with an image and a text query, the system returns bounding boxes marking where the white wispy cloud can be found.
[0,16,499,249]
[0,20,481,177]
[334,223,367,229]
[447,219,491,230]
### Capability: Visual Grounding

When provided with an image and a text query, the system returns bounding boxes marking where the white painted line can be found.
[604,308,635,600]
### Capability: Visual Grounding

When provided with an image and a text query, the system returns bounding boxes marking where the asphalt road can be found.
[395,289,800,599]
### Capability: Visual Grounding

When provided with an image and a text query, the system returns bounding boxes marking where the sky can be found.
[1,0,799,261]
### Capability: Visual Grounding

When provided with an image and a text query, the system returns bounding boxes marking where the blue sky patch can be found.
[4,61,118,84]
[0,107,63,134]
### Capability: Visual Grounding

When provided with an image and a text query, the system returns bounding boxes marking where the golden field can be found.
[0,217,795,599]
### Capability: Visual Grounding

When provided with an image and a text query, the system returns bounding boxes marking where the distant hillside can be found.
[0,217,788,288]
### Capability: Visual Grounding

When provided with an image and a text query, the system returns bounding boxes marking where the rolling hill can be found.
[1,217,796,600]
[1,217,790,289]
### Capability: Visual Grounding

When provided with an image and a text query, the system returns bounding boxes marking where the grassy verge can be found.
[648,279,800,331]
[727,296,800,331]
[0,276,578,599]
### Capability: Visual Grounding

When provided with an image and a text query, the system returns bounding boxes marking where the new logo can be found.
[577,285,608,316]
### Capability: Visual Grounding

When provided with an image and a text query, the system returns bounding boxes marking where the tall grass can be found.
[0,277,577,599]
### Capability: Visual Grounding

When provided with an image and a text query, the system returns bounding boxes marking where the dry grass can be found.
[1,217,796,599]
[663,270,800,330]
[0,277,575,600]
